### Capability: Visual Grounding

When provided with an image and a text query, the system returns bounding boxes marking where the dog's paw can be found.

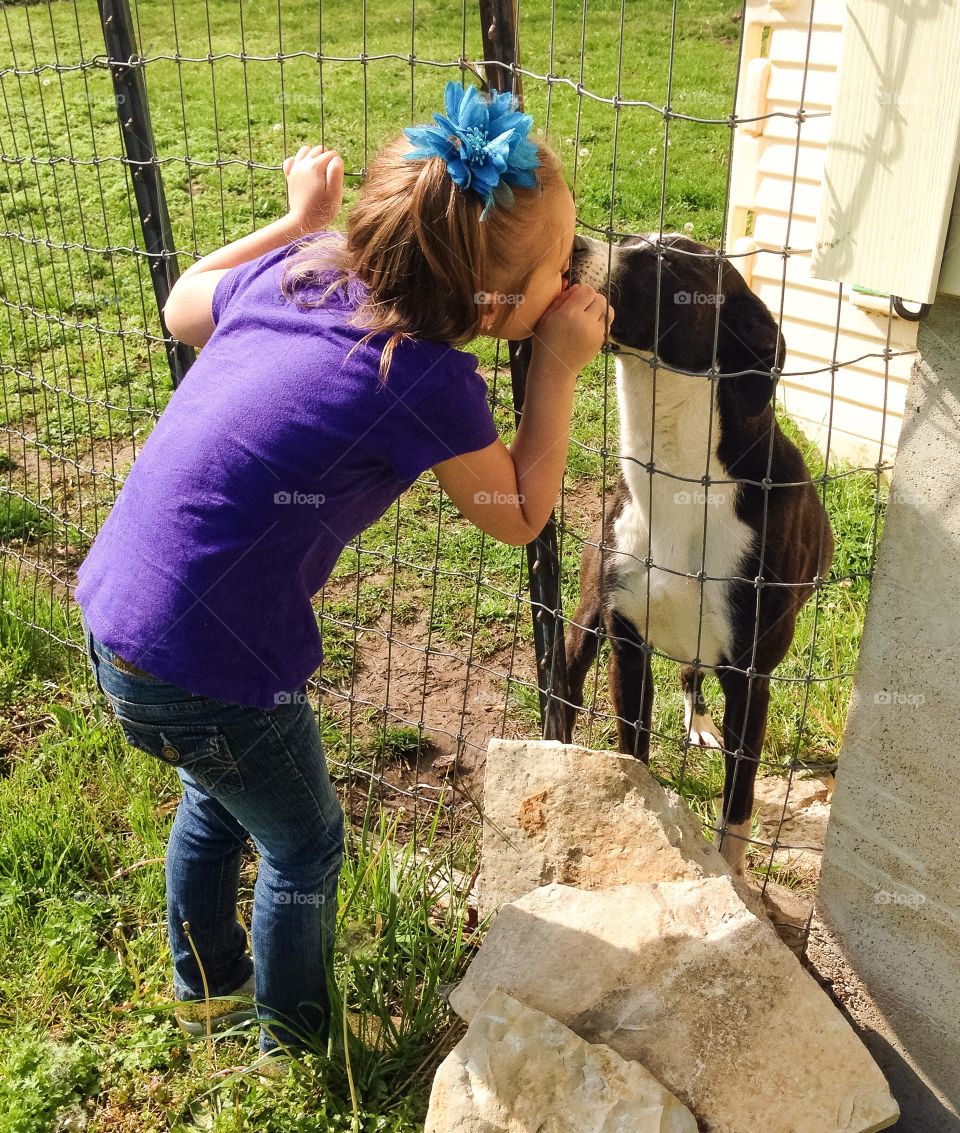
[717,819,751,876]
[684,701,724,750]
[688,718,723,749]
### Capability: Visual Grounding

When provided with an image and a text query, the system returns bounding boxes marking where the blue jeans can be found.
[78,609,344,1054]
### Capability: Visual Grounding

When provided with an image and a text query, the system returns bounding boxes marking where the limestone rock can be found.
[751,774,833,883]
[751,876,814,957]
[478,738,764,920]
[451,878,899,1133]
[424,989,698,1133]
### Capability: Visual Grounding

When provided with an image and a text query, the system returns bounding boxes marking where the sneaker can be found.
[174,973,256,1038]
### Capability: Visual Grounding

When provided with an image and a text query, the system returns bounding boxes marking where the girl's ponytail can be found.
[281,122,567,383]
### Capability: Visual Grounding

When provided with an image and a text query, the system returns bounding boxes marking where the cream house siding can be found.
[724,0,918,469]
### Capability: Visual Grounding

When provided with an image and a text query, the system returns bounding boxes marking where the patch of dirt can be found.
[308,483,839,878]
[3,420,139,602]
[307,479,615,828]
[316,599,539,825]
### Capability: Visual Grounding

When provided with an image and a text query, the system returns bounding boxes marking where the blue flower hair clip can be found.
[403,80,541,221]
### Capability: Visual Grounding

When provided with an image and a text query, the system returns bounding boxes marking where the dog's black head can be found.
[570,233,784,418]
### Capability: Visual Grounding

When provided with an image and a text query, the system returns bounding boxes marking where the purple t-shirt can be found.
[75,238,499,709]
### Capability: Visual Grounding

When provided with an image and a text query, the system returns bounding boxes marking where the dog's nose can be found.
[570,236,594,285]
[570,235,614,291]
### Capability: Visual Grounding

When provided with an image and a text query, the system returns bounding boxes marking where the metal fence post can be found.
[478,0,569,741]
[98,0,194,387]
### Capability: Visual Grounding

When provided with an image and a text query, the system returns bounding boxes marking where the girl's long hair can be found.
[280,128,568,382]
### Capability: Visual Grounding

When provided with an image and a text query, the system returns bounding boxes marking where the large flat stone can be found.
[478,738,763,919]
[424,989,698,1133]
[451,878,899,1133]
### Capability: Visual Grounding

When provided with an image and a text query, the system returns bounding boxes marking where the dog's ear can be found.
[717,291,783,417]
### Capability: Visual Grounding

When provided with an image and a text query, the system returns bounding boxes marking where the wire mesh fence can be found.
[1,0,905,907]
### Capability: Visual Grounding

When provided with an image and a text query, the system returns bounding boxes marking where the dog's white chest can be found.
[608,355,755,667]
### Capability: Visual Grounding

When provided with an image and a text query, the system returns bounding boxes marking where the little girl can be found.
[75,81,613,1066]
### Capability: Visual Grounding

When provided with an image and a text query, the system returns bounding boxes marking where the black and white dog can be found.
[562,234,834,875]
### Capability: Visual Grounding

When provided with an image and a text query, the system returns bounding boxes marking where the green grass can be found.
[0,0,872,778]
[0,591,479,1130]
[0,0,891,1127]
[1,0,743,451]
[0,461,888,1133]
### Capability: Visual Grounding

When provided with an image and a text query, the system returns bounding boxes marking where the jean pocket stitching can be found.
[115,716,245,798]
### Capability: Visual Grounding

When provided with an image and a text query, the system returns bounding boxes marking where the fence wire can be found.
[1,0,903,916]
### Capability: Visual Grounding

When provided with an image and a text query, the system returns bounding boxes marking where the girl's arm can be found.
[175,214,313,284]
[433,351,576,546]
[434,284,614,546]
[163,146,343,348]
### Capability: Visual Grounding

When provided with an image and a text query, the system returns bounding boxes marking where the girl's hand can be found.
[531,283,615,375]
[283,145,344,232]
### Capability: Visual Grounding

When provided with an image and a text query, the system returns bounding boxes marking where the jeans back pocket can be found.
[116,715,245,799]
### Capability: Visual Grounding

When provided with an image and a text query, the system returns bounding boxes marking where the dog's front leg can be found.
[716,667,771,875]
[607,611,654,762]
[680,664,723,749]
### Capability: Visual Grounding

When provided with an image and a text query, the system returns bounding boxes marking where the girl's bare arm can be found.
[163,146,343,348]
[432,357,577,546]
[434,284,614,546]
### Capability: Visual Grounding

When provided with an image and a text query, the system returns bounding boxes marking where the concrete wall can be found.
[818,295,960,1129]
